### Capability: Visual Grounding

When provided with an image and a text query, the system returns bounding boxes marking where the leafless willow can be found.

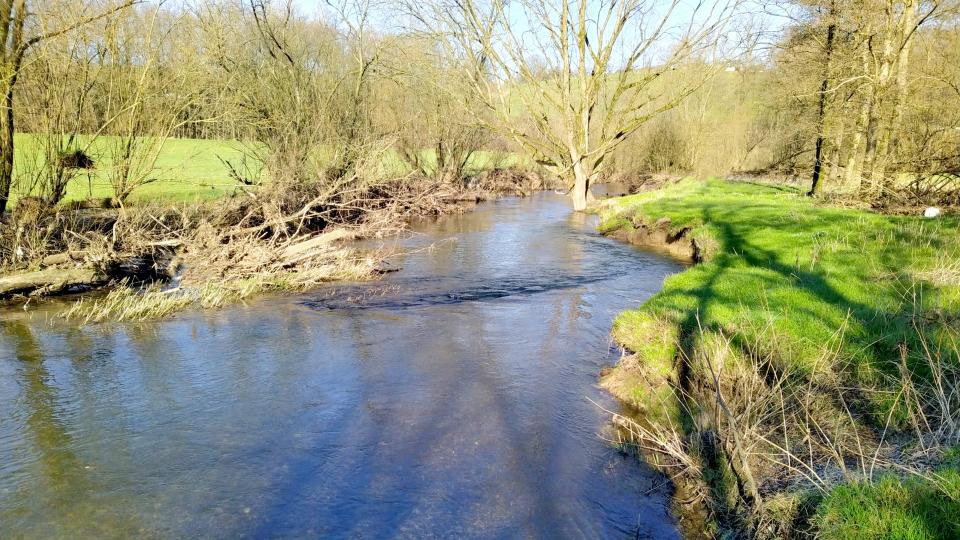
[409,0,742,210]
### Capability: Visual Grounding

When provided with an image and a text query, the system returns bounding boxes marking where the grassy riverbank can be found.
[599,179,960,537]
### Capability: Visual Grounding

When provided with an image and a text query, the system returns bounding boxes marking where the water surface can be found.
[0,193,683,538]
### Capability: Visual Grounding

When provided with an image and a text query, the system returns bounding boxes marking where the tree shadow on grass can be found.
[633,201,951,530]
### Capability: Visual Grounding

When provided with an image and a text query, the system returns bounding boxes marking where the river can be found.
[0,192,684,538]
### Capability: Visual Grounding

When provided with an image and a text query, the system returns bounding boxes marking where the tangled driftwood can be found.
[1,168,547,303]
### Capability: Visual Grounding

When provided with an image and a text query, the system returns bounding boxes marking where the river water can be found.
[0,193,683,538]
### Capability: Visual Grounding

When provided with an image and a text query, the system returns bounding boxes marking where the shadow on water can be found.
[0,193,684,538]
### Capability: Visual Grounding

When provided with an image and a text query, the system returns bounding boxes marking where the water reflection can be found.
[1,193,683,538]
[6,321,82,489]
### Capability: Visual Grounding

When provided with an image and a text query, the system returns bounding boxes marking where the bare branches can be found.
[22,0,140,51]
[0,0,139,214]
[413,0,743,209]
[602,312,960,534]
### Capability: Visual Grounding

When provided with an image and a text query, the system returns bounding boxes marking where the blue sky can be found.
[262,0,789,63]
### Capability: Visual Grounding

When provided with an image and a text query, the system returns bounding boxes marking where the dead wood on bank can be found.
[0,169,547,311]
[0,266,106,297]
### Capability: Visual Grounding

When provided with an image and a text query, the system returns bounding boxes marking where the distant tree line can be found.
[1,0,957,214]
[608,0,960,202]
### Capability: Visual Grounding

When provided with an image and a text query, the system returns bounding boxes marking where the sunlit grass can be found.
[813,464,960,539]
[601,178,960,423]
[600,178,960,536]
[10,134,251,205]
[7,133,526,208]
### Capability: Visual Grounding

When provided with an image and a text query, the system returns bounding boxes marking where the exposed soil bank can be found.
[595,179,960,539]
[598,201,713,540]
[603,219,700,264]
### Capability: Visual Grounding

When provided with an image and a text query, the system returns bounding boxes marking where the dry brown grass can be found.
[62,248,375,322]
[602,313,960,538]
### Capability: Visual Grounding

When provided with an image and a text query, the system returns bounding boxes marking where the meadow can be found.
[6,134,521,208]
[9,135,249,205]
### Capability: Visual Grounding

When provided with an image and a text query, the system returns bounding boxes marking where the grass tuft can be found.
[813,469,960,540]
[61,251,374,322]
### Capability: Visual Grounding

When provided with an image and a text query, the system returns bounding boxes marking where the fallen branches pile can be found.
[467,167,553,197]
[0,168,547,315]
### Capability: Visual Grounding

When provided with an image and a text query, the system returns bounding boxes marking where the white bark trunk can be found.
[571,162,590,211]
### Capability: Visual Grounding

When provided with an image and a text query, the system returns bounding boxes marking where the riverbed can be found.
[0,193,683,538]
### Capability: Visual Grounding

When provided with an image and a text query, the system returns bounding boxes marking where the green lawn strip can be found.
[601,178,960,424]
[7,134,526,207]
[813,462,960,540]
[10,134,251,206]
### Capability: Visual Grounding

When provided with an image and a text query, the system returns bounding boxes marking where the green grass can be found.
[10,134,251,206]
[7,134,525,208]
[601,178,960,424]
[813,466,960,539]
[600,178,960,536]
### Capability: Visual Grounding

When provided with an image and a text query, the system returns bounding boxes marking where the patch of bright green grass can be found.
[813,466,960,540]
[600,178,960,424]
[7,134,526,208]
[10,134,251,206]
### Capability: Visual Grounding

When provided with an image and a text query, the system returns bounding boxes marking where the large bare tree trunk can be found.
[845,37,873,188]
[809,13,836,197]
[0,87,12,214]
[571,164,590,211]
[829,110,846,183]
[570,150,598,211]
[0,70,16,215]
[861,3,898,200]
[860,0,918,199]
[881,0,917,183]
[860,107,881,198]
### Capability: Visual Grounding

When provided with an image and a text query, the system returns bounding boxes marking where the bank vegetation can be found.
[600,179,960,538]
[1,0,959,536]
[0,0,549,315]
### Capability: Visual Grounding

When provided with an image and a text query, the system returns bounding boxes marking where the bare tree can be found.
[16,27,104,206]
[808,0,838,196]
[412,0,740,210]
[0,0,139,214]
[99,5,203,204]
[197,0,391,196]
[378,34,488,182]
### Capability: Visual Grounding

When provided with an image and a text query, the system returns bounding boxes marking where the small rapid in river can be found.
[0,193,684,538]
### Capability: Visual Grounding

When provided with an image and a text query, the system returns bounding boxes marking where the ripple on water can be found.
[0,192,683,538]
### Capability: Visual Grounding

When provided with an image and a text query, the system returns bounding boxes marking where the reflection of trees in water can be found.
[1,321,142,536]
[4,320,83,491]
[236,302,567,536]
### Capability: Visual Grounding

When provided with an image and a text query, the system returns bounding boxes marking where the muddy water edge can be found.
[0,192,690,538]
